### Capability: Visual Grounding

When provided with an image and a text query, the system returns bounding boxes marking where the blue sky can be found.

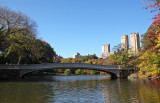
[0,0,154,58]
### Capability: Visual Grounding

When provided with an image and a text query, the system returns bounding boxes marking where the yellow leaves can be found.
[108,54,117,63]
[155,38,160,48]
[138,51,150,60]
[138,51,160,77]
[138,61,145,68]
[60,57,102,65]
[84,59,98,64]
[156,37,160,41]
[155,30,159,35]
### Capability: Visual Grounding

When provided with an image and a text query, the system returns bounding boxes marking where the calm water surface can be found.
[0,75,160,103]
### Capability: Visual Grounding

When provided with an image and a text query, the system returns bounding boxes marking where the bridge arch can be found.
[20,67,118,79]
[19,63,120,79]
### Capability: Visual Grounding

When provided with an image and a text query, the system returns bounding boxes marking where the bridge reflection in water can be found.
[0,63,137,79]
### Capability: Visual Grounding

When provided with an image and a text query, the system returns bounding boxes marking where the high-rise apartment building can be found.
[100,32,140,58]
[102,44,110,53]
[130,32,140,54]
[121,35,129,51]
[100,44,111,59]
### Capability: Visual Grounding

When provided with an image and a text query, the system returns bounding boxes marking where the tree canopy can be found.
[0,7,56,64]
[137,0,160,77]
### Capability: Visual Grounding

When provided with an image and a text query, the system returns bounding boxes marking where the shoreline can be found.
[128,73,160,80]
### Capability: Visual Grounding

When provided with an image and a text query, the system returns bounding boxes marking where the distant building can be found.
[130,32,140,54]
[102,44,110,53]
[100,44,113,59]
[121,35,129,51]
[101,32,140,58]
[120,32,140,54]
[55,55,63,59]
[73,52,82,58]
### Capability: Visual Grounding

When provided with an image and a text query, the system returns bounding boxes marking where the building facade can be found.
[130,32,140,54]
[100,44,112,59]
[121,35,129,51]
[55,55,63,59]
[100,32,140,58]
[102,44,110,53]
[73,52,82,58]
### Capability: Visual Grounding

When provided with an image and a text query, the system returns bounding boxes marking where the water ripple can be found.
[0,76,160,103]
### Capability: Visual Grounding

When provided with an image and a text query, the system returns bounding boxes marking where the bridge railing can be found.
[0,65,20,69]
[0,63,122,70]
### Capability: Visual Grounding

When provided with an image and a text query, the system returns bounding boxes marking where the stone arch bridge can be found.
[0,63,138,79]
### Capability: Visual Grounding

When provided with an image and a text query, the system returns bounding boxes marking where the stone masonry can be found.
[121,32,140,54]
[130,32,140,54]
[121,35,129,51]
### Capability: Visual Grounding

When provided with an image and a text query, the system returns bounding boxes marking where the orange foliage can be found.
[145,1,160,25]
[42,41,46,44]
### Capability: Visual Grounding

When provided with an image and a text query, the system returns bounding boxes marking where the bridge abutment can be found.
[117,69,137,78]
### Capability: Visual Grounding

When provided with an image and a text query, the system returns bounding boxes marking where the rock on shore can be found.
[128,73,139,79]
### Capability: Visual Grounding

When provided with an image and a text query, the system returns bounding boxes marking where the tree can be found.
[107,44,135,66]
[81,54,98,63]
[141,25,158,51]
[90,70,99,75]
[0,7,37,36]
[102,57,113,65]
[138,51,160,77]
[112,44,121,53]
[0,32,56,64]
[0,7,37,51]
[75,69,84,75]
[138,17,160,77]
[37,40,56,63]
[133,0,160,77]
[144,0,160,25]
[0,7,56,64]
[64,69,72,75]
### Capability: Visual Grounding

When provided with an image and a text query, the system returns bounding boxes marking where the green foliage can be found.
[60,58,73,63]
[117,50,134,66]
[138,51,160,77]
[81,54,98,63]
[138,19,160,77]
[0,7,56,64]
[59,54,101,64]
[104,43,136,66]
[141,25,159,51]
[75,69,84,75]
[108,49,135,66]
[90,70,98,75]
[64,69,72,75]
[0,33,56,64]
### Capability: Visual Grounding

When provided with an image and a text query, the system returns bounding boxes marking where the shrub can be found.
[64,69,72,75]
[75,69,84,75]
[90,70,97,75]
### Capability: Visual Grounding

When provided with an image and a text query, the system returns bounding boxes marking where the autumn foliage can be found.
[0,7,56,64]
[137,0,160,77]
[54,54,104,65]
[145,0,160,25]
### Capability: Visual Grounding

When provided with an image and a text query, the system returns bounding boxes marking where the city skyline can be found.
[0,0,154,58]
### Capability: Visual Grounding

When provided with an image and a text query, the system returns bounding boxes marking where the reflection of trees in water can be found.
[49,76,112,102]
[100,79,160,103]
[1,77,160,103]
[136,79,160,103]
[54,79,101,92]
[0,81,55,103]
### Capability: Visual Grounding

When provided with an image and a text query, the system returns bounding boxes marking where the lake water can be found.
[0,75,160,103]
